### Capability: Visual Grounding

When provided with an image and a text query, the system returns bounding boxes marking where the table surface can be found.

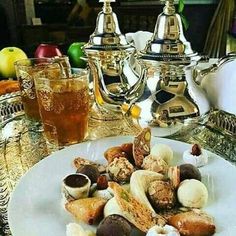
[0,108,235,236]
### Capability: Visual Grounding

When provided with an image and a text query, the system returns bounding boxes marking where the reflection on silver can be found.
[84,0,147,115]
[0,119,48,235]
[0,92,24,127]
[0,97,235,234]
[207,110,236,137]
[194,52,236,85]
[168,110,236,161]
[144,0,194,56]
[138,0,210,127]
[194,53,236,116]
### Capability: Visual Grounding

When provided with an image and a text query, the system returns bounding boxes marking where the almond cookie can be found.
[133,127,151,168]
[109,181,166,232]
[104,146,128,164]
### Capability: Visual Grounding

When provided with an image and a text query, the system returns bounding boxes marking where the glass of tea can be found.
[15,57,71,130]
[34,69,89,149]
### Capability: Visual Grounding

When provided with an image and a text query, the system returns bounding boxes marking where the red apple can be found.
[34,44,62,58]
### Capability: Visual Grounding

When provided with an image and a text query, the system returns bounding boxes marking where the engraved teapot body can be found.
[87,51,147,112]
[137,61,210,127]
[137,0,210,128]
[84,0,147,114]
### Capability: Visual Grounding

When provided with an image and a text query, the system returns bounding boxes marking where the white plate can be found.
[8,136,236,236]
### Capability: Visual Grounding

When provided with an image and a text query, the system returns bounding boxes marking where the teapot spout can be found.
[120,59,148,104]
[88,56,148,112]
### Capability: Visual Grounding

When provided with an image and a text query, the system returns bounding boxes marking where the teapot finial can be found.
[85,0,128,47]
[99,0,115,14]
[140,0,196,57]
[164,0,175,15]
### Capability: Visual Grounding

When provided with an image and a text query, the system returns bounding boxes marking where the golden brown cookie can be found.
[133,127,151,168]
[0,80,20,95]
[73,157,106,173]
[65,197,107,225]
[104,146,128,164]
[168,210,216,236]
[109,182,166,233]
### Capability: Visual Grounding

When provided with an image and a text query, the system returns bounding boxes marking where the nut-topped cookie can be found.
[133,127,151,168]
[62,128,216,236]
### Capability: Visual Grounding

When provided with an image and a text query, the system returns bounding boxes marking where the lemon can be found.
[0,47,27,78]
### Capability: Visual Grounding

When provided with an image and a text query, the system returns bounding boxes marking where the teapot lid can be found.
[84,0,133,52]
[140,0,198,63]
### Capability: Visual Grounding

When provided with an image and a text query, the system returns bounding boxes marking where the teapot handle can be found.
[92,57,147,104]
[218,52,236,67]
[194,52,236,85]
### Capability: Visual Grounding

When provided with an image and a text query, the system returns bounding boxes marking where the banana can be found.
[130,170,164,213]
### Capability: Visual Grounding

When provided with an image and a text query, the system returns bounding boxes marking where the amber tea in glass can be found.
[15,58,60,122]
[34,70,89,147]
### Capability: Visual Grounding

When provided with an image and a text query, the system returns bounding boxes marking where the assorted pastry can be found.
[183,143,208,167]
[62,128,216,236]
[0,80,20,95]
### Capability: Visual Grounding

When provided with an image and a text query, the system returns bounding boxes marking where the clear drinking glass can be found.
[34,69,89,149]
[15,57,72,131]
[14,58,53,122]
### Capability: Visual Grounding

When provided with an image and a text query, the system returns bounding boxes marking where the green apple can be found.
[67,42,87,68]
[0,47,27,78]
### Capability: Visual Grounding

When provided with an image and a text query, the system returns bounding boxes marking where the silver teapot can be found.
[84,0,147,116]
[196,53,236,116]
[137,0,210,128]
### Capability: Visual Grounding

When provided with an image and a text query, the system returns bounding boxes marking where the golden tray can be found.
[207,110,236,138]
[0,92,24,127]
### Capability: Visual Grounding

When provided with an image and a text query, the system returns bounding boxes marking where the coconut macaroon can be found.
[107,157,135,183]
[151,144,173,165]
[142,154,168,175]
[177,179,208,208]
[66,223,95,236]
[183,144,208,167]
[146,225,180,236]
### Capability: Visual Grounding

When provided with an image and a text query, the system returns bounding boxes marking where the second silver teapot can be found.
[137,0,210,127]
